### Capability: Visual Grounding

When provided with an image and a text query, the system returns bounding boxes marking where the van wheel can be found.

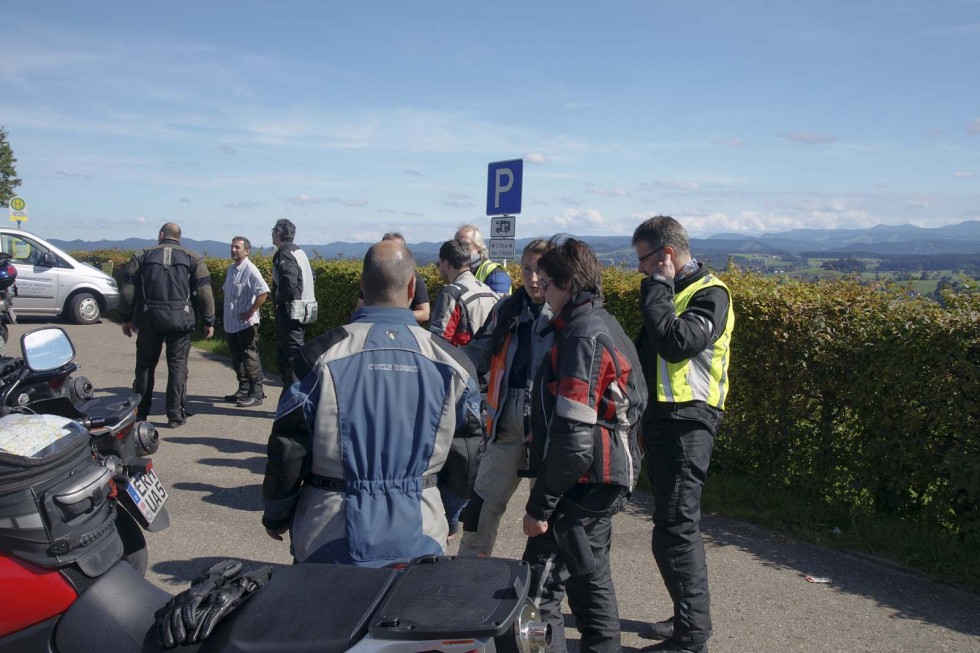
[68,292,101,324]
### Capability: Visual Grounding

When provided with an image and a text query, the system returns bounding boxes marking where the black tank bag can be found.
[0,415,122,577]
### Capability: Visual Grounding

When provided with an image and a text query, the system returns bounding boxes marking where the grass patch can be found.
[693,471,980,593]
[192,335,280,374]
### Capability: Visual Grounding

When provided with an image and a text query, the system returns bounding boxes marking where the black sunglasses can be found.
[638,246,665,263]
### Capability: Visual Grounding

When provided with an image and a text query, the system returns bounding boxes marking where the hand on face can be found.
[635,243,675,278]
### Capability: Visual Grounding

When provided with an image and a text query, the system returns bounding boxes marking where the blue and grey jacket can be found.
[262,306,483,567]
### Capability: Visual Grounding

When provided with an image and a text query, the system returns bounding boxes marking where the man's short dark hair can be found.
[160,223,181,240]
[362,242,416,305]
[538,236,602,298]
[381,232,406,243]
[439,239,472,270]
[232,236,251,252]
[273,219,296,243]
[632,215,690,255]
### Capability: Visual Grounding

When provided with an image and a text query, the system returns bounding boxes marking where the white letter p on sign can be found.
[494,168,514,209]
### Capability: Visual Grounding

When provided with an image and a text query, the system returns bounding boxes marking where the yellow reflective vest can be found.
[474,259,512,295]
[657,275,734,410]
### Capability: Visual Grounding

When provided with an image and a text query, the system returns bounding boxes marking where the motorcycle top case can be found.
[0,414,122,577]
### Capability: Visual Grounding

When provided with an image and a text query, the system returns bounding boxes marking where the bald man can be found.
[262,240,484,566]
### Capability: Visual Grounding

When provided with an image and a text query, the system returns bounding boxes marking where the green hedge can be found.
[89,250,980,541]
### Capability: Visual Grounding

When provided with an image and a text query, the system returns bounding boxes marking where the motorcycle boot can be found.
[224,380,249,403]
[640,617,675,640]
[237,382,265,408]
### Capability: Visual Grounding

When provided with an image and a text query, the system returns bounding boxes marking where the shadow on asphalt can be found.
[164,435,266,455]
[620,491,980,637]
[196,456,266,475]
[151,557,292,586]
[170,481,262,512]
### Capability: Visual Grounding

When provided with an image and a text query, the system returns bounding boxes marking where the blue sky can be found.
[1,1,978,246]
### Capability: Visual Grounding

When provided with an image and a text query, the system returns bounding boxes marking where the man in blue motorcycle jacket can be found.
[262,239,484,566]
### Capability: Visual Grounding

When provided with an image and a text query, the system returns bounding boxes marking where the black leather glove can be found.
[157,560,243,648]
[191,566,274,641]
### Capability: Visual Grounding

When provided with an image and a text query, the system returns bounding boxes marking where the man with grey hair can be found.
[455,224,512,295]
[263,239,484,566]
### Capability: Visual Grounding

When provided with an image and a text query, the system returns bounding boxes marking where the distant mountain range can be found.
[50,220,980,265]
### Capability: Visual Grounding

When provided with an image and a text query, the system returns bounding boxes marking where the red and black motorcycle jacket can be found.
[524,292,647,522]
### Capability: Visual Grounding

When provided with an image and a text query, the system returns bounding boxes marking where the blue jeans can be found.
[439,485,468,535]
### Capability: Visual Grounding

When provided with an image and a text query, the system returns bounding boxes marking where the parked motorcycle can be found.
[0,330,97,415]
[0,251,17,356]
[0,327,169,575]
[0,552,550,653]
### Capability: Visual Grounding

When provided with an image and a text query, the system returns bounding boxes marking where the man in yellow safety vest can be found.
[632,215,734,653]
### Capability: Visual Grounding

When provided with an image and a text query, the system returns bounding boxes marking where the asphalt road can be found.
[9,319,980,652]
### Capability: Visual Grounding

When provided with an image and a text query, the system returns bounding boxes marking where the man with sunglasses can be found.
[632,216,734,653]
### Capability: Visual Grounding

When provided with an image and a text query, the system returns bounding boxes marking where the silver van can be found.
[0,227,120,324]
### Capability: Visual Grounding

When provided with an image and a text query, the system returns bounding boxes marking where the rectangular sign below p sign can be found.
[487,159,523,216]
[491,216,516,237]
[488,238,516,260]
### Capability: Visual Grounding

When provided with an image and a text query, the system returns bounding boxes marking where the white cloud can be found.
[543,208,606,229]
[636,180,700,192]
[524,152,549,164]
[223,200,264,209]
[55,170,91,178]
[585,186,631,198]
[711,137,746,148]
[283,193,322,206]
[968,118,980,135]
[328,197,369,207]
[219,145,237,155]
[404,169,425,177]
[136,216,147,224]
[778,132,839,144]
[954,171,976,179]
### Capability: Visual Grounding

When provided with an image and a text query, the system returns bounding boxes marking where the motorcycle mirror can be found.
[21,327,77,372]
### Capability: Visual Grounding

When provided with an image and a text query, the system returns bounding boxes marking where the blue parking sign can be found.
[486,159,523,215]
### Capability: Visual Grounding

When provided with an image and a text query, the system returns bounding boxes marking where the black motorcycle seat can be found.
[55,560,201,653]
[201,563,398,653]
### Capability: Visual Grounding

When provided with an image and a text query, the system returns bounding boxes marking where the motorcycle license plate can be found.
[125,468,169,525]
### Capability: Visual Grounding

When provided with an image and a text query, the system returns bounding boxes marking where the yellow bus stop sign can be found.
[9,197,28,222]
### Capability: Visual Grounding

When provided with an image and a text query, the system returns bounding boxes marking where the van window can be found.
[0,234,65,267]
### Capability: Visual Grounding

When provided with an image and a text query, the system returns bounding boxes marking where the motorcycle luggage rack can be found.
[368,555,530,640]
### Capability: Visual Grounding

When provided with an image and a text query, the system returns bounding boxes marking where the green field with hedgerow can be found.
[80,248,980,592]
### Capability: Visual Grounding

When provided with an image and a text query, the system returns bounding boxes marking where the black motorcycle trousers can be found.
[134,327,192,421]
[274,308,304,389]
[522,487,625,653]
[227,325,263,396]
[645,418,715,648]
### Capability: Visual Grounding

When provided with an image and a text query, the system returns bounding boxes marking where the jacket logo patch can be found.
[385,329,398,341]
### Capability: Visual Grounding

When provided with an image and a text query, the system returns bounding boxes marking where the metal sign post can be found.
[486,160,522,264]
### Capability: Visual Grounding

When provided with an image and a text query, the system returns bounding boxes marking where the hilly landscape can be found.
[52,221,980,272]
